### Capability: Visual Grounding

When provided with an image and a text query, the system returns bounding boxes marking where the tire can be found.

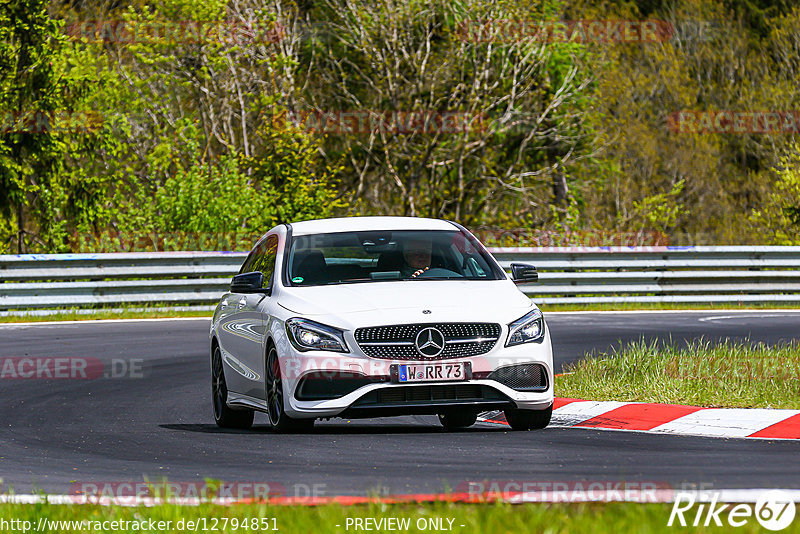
[438,411,478,430]
[266,345,315,433]
[212,345,254,429]
[504,404,552,431]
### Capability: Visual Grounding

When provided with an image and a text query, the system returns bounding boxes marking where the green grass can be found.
[0,308,211,323]
[556,339,800,409]
[0,501,792,533]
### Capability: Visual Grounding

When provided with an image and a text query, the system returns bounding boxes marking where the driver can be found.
[401,238,432,278]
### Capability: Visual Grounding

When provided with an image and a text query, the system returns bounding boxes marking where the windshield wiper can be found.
[399,276,464,281]
[323,278,392,285]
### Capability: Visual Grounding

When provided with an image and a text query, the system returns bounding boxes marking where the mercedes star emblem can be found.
[415,327,445,357]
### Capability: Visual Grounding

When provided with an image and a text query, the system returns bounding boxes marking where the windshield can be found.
[286,230,505,286]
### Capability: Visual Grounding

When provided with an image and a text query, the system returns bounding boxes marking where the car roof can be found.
[288,216,459,236]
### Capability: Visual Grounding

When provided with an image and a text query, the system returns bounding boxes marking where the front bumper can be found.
[278,325,555,419]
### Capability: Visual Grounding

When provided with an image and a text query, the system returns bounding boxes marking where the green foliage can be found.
[250,126,347,225]
[15,0,346,252]
[117,127,345,239]
[627,180,685,234]
[750,143,800,245]
[0,0,94,253]
[567,0,797,244]
[303,0,596,227]
[3,0,800,251]
[129,155,266,234]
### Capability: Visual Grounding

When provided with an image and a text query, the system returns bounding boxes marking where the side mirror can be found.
[510,263,538,284]
[231,271,266,293]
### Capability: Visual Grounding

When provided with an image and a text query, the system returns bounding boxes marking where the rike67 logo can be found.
[669,490,796,530]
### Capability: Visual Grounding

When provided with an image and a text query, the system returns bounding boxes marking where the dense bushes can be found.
[1,0,799,252]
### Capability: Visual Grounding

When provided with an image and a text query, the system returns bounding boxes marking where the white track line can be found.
[545,309,800,315]
[5,309,800,326]
[3,489,800,506]
[0,317,211,327]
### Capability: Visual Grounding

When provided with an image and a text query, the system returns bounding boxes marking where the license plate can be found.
[396,363,468,383]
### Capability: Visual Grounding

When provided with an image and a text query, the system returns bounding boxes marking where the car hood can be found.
[277,279,533,325]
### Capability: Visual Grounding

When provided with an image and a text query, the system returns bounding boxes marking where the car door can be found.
[219,235,276,397]
[216,244,252,394]
[238,234,279,399]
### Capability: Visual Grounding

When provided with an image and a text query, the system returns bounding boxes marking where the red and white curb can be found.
[479,398,800,440]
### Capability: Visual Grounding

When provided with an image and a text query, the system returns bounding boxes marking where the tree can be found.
[750,143,800,245]
[564,0,794,243]
[0,0,92,252]
[296,0,596,226]
[61,0,346,250]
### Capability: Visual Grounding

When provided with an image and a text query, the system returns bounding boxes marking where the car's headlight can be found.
[285,318,349,352]
[506,308,545,346]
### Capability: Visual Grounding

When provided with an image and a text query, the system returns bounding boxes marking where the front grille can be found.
[354,384,505,406]
[294,371,386,401]
[354,323,501,360]
[488,363,548,391]
[341,384,515,417]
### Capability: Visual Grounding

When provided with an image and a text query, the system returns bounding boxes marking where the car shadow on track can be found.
[159,422,507,435]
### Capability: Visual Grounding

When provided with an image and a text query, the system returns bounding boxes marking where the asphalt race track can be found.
[1,311,800,496]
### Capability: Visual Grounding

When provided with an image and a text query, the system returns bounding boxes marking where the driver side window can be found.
[251,235,279,289]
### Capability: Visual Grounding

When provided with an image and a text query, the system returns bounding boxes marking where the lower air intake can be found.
[488,364,548,391]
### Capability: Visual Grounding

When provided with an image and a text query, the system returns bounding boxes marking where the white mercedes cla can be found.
[210,217,554,432]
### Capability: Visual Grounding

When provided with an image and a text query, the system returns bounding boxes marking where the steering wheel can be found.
[416,267,461,278]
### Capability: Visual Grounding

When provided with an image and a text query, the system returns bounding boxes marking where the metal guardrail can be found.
[492,246,800,304]
[2,247,800,312]
[0,252,245,310]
